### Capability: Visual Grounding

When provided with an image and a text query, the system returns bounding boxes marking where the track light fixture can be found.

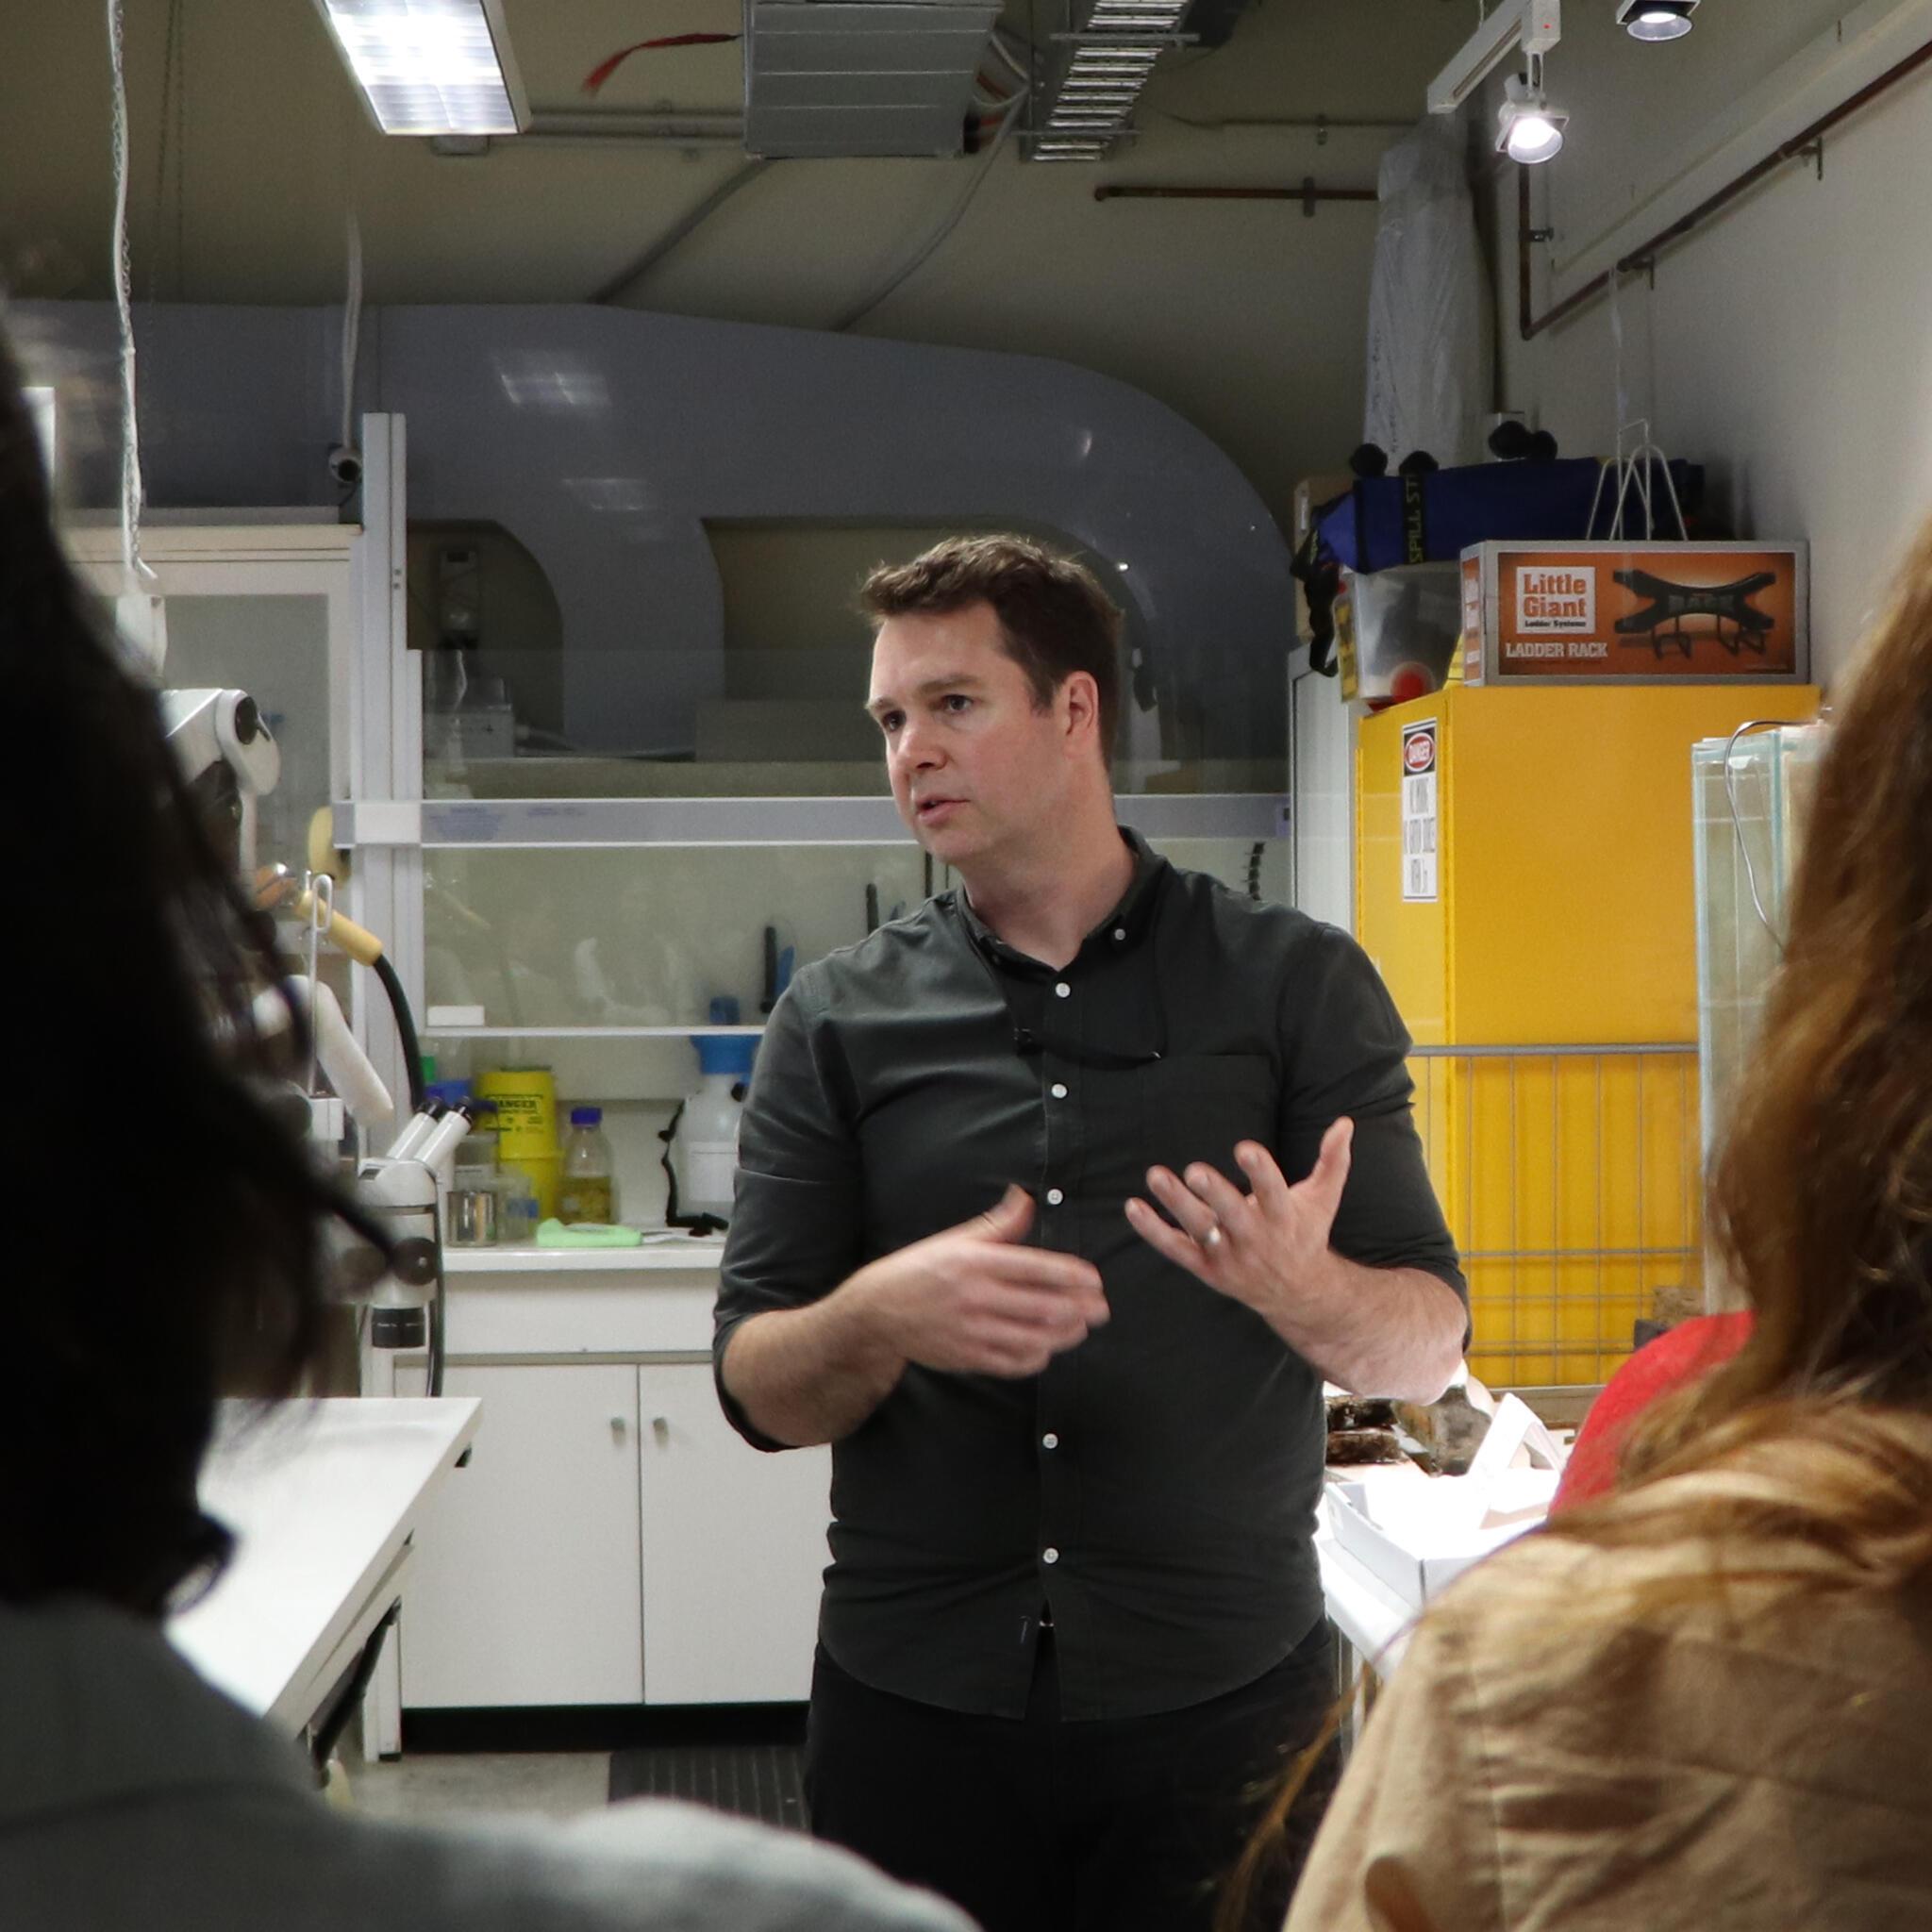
[1617,1,1698,42]
[1425,2,1567,164]
[1428,0,1561,115]
[1496,64,1567,164]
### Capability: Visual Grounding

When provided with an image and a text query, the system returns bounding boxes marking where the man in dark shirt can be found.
[713,536,1467,1932]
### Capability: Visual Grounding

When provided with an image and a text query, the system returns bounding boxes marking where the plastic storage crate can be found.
[1691,722,1828,1168]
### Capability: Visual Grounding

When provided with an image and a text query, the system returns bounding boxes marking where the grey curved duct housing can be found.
[12,300,1290,768]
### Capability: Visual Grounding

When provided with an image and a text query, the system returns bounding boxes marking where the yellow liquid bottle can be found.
[558,1107,618,1224]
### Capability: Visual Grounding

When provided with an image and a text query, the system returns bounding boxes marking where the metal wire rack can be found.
[1410,1043,1704,1390]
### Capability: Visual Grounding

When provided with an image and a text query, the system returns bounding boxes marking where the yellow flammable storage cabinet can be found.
[1357,680,1817,1390]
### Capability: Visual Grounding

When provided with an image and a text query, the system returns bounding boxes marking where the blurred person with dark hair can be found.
[714,535,1468,1931]
[0,338,969,1932]
[1235,525,1932,1932]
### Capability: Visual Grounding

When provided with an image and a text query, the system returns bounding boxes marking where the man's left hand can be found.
[1124,1118,1354,1330]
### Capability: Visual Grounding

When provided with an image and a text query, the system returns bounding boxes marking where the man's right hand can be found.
[849,1185,1108,1378]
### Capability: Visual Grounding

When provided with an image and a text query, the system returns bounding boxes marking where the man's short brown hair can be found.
[859,535,1124,757]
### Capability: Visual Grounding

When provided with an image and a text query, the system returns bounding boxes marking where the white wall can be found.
[1488,0,1932,691]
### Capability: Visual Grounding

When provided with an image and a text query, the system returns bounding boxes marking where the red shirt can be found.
[1551,1312,1754,1512]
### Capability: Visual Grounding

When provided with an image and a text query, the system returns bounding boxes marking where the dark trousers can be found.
[805,1620,1339,1932]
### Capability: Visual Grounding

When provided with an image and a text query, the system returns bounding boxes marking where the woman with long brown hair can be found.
[1250,526,1932,1930]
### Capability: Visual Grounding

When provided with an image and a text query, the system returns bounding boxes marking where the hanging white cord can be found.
[107,0,154,589]
[1609,260,1629,453]
[1723,719,1791,951]
[340,211,363,456]
[833,85,1028,334]
[989,28,1030,86]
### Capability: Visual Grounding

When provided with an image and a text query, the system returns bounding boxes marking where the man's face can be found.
[866,600,1076,874]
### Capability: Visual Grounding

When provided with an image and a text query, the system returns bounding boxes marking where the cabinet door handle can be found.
[652,1416,670,1444]
[610,1415,627,1440]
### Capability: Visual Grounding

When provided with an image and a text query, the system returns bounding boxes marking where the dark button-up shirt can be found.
[713,834,1464,1721]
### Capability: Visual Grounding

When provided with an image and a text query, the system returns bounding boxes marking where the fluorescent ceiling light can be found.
[1618,1,1698,42]
[313,0,527,136]
[1428,0,1561,115]
[1496,73,1567,162]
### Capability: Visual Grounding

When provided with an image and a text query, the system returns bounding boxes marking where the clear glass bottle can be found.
[558,1105,617,1224]
[495,1158,540,1243]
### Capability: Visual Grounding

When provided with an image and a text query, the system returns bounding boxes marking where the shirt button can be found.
[1050,1083,1068,1100]
[1046,1188,1064,1206]
[1042,1547,1059,1565]
[1112,928,1126,941]
[1055,982,1071,998]
[1042,1432,1059,1449]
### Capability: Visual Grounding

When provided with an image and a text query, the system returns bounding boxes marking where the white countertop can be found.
[171,1396,480,1733]
[444,1236,724,1273]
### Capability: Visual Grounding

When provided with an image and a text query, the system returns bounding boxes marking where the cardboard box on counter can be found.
[1460,541,1810,687]
[1293,470,1355,548]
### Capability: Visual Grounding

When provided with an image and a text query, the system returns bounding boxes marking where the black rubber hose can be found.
[428,1250,446,1398]
[373,951,427,1114]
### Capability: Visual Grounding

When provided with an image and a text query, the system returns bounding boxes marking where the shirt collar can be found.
[954,827,1169,970]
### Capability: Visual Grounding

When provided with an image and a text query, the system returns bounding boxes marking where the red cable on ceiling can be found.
[582,34,742,96]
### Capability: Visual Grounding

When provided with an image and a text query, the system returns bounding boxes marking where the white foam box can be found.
[1324,1392,1565,1609]
[1325,1470,1557,1610]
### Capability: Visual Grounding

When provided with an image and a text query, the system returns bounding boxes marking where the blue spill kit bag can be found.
[1315,458,1705,573]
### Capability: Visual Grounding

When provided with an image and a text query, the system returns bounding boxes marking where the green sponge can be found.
[534,1218,642,1248]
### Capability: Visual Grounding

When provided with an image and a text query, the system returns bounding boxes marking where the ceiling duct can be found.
[1026,0,1195,163]
[743,0,1005,158]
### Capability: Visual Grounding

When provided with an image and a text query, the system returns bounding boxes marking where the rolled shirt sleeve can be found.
[712,974,863,1451]
[1280,925,1468,1316]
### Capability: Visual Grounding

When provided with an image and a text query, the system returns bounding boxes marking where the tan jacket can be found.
[1289,1525,1932,1930]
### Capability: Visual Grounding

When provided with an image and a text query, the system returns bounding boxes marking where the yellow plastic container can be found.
[475,1067,558,1158]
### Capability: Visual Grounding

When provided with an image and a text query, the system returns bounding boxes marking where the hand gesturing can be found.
[1124,1118,1354,1326]
[859,1184,1109,1378]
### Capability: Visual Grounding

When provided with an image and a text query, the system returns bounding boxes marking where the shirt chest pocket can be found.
[1083,1053,1277,1200]
[1142,1053,1278,1180]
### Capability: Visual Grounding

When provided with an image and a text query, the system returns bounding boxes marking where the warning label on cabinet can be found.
[1401,721,1439,904]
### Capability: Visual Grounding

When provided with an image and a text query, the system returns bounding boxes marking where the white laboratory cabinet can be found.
[636,1360,835,1705]
[393,1361,647,1707]
[390,1249,832,1710]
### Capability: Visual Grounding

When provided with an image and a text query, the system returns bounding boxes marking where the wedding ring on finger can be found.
[1202,1221,1224,1252]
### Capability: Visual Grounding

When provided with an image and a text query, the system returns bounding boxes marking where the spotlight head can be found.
[1497,74,1568,163]
[1617,1,1698,42]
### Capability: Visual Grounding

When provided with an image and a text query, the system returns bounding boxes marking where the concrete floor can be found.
[342,1743,612,1824]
